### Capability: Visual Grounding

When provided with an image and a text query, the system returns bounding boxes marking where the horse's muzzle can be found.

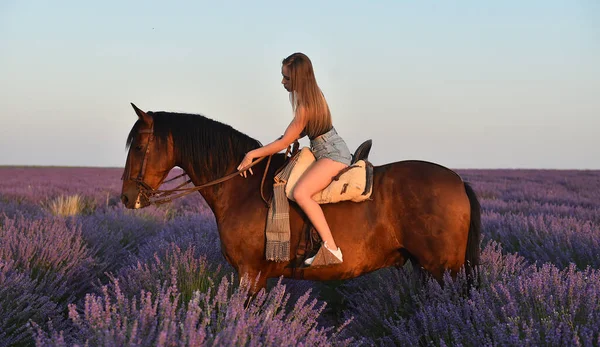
[121,192,150,209]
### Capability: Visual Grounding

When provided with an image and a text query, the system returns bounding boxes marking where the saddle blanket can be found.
[284,147,373,204]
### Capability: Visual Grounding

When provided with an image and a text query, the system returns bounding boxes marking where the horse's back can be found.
[374,159,462,181]
[371,159,466,199]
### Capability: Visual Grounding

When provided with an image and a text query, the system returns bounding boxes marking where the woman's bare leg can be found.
[292,158,347,250]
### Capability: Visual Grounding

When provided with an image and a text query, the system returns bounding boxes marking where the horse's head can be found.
[121,103,176,209]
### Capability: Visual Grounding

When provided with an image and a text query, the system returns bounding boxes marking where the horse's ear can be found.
[130,103,152,125]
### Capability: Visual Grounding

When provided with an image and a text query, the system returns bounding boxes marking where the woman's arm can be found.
[237,109,307,174]
[249,109,307,158]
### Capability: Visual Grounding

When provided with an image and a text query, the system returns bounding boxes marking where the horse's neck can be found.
[181,153,285,225]
[178,158,244,216]
[178,160,229,211]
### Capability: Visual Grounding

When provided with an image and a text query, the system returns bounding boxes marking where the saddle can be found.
[285,140,374,204]
[289,139,374,272]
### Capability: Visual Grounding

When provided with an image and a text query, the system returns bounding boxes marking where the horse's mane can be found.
[126,111,261,178]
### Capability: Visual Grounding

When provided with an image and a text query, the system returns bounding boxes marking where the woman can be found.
[237,52,352,266]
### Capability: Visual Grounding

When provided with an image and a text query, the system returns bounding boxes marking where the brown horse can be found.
[121,104,481,293]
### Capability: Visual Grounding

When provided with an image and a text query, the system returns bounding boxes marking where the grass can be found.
[47,194,85,216]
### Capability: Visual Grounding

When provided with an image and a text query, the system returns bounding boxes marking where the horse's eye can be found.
[135,145,144,151]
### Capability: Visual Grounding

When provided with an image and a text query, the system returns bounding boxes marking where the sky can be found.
[1,1,599,169]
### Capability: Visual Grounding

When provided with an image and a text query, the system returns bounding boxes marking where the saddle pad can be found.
[285,147,372,204]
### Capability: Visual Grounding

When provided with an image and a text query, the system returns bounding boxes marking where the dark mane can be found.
[126,111,261,178]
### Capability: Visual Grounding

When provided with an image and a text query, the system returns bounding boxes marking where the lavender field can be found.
[1,166,599,346]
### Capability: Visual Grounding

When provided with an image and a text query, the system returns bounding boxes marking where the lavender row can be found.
[339,241,600,346]
[0,167,209,216]
[459,169,600,269]
[0,208,340,346]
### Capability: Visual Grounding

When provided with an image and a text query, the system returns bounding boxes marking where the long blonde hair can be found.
[282,52,332,139]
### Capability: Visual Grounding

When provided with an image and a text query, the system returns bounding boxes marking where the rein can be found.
[124,126,297,207]
[139,155,271,206]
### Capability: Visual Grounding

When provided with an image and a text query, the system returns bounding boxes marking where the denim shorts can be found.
[309,127,352,166]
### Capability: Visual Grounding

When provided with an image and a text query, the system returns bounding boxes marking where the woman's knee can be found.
[292,186,310,204]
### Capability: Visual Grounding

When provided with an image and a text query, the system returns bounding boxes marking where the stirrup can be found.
[304,242,343,267]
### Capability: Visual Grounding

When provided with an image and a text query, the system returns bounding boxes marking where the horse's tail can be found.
[464,181,481,288]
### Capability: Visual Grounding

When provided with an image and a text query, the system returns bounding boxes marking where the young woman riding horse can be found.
[120,53,481,294]
[236,52,349,266]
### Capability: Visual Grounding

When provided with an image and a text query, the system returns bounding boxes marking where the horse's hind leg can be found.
[403,251,438,285]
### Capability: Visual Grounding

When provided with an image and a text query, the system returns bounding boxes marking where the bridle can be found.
[122,127,296,207]
[122,128,155,193]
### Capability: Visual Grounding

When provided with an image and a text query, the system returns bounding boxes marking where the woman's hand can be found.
[237,153,254,178]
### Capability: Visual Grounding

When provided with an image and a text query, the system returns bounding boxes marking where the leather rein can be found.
[123,127,296,207]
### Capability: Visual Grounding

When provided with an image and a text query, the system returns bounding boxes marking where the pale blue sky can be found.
[1,1,598,169]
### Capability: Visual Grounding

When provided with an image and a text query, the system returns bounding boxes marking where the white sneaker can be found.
[304,253,317,266]
[304,241,343,266]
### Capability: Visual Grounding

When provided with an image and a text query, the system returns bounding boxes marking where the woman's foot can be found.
[304,241,343,266]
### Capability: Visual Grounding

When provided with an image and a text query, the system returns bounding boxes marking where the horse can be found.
[120,103,481,293]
